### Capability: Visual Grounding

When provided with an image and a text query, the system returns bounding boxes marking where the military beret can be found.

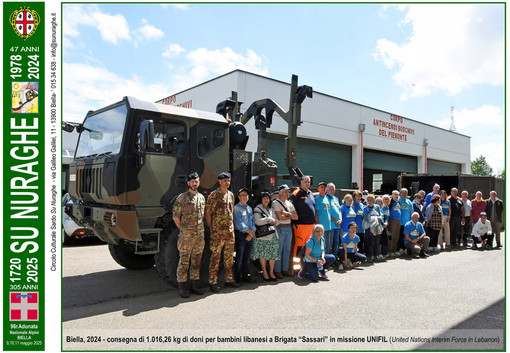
[188,172,199,181]
[218,172,231,180]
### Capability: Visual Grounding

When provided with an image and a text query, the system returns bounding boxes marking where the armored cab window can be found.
[197,122,225,158]
[139,118,186,156]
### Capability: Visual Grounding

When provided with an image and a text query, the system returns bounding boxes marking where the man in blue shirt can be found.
[233,188,257,283]
[404,212,430,258]
[315,182,333,255]
[326,183,342,260]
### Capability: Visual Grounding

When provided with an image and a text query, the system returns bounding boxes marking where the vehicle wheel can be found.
[62,228,73,246]
[108,242,155,270]
[155,227,179,286]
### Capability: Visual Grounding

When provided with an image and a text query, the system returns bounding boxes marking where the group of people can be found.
[172,172,504,297]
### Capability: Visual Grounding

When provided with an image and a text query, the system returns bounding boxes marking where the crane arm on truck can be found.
[217,74,312,187]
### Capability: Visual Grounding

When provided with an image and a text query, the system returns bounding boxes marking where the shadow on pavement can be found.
[415,298,505,351]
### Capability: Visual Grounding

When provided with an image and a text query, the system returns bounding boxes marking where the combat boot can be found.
[190,280,204,295]
[178,282,190,298]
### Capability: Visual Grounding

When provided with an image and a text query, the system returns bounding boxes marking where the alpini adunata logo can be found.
[10,6,40,41]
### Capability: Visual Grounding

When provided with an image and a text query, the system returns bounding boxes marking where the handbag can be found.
[255,206,276,240]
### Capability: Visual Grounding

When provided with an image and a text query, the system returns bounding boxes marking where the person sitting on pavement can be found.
[471,212,493,250]
[342,222,367,269]
[404,212,430,258]
[252,192,280,281]
[298,224,335,282]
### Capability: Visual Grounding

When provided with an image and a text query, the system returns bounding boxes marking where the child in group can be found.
[342,222,367,269]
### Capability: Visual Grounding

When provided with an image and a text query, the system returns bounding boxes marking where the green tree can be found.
[498,169,505,179]
[471,155,493,176]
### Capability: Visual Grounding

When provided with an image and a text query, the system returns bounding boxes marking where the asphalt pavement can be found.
[62,235,505,351]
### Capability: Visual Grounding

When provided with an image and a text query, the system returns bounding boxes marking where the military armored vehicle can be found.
[63,75,312,285]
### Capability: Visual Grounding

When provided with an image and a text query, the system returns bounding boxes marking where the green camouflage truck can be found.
[63,75,312,285]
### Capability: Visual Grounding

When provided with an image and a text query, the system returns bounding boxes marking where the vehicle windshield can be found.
[75,104,128,158]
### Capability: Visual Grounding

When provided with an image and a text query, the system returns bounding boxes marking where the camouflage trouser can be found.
[177,234,205,283]
[208,232,235,285]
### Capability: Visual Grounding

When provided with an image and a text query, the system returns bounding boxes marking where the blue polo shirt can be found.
[399,197,413,226]
[342,234,360,254]
[403,220,425,244]
[353,200,365,234]
[440,199,450,216]
[390,199,401,220]
[326,194,342,230]
[314,194,332,231]
[304,236,324,263]
[381,205,390,222]
[340,204,357,233]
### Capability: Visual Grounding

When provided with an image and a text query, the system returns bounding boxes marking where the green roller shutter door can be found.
[364,148,417,172]
[427,159,461,174]
[267,133,352,188]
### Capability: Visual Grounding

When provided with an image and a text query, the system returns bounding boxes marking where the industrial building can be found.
[156,70,471,193]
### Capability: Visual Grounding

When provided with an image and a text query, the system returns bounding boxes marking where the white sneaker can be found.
[377,254,384,260]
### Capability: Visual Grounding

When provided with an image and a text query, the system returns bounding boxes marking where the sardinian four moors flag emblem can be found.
[10,6,40,41]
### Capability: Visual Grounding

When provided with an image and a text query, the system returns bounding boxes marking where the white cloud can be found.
[63,4,131,45]
[436,104,504,130]
[162,43,186,58]
[137,19,164,41]
[63,62,169,123]
[373,4,504,99]
[436,104,504,173]
[92,11,131,44]
[472,142,504,175]
[171,47,268,91]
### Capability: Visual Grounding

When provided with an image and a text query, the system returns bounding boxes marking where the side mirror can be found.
[62,121,78,133]
[139,120,155,151]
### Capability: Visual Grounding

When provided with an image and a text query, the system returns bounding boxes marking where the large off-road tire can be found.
[155,226,215,287]
[62,228,73,246]
[108,242,155,270]
[155,227,180,286]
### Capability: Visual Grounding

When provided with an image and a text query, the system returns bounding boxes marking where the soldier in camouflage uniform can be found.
[205,172,240,292]
[172,172,206,298]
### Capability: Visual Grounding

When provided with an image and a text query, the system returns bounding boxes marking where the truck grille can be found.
[77,165,104,200]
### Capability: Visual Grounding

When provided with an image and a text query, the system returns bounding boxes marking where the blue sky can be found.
[62,3,505,174]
